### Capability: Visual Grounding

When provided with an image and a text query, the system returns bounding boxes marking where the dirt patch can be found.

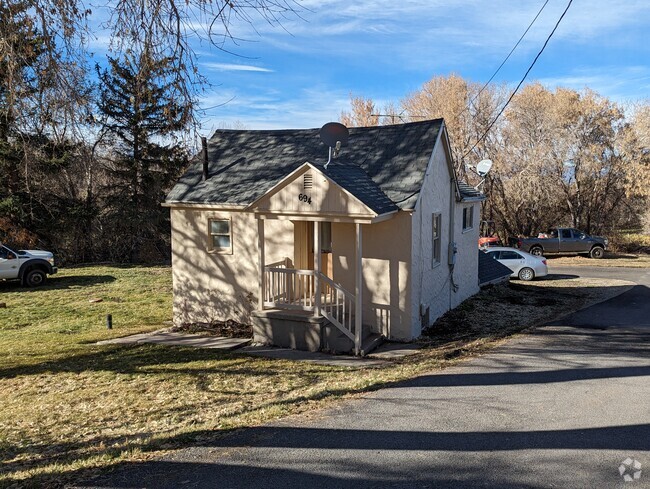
[421,276,634,348]
[170,319,252,338]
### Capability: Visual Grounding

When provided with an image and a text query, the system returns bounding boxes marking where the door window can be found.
[561,229,572,239]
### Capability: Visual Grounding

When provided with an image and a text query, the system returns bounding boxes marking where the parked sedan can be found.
[483,247,548,281]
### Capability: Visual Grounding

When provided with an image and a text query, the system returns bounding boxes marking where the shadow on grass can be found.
[0,274,116,293]
[2,280,646,487]
[0,343,299,380]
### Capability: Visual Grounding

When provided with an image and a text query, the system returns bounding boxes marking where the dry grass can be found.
[609,232,650,254]
[0,266,634,488]
[548,252,650,268]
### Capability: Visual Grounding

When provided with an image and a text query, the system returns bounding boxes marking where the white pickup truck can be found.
[0,244,58,286]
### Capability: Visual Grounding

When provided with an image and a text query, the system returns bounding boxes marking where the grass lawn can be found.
[0,266,635,488]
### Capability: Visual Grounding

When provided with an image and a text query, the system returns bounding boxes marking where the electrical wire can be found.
[468,0,549,110]
[462,0,573,159]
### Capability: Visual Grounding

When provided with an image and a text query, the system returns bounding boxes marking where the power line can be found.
[468,0,549,109]
[462,0,573,159]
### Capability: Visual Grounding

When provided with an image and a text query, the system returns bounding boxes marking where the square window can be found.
[208,218,232,253]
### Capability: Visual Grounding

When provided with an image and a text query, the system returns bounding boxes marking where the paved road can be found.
[83,266,650,489]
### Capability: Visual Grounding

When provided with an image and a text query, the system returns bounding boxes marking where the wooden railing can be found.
[320,274,356,341]
[262,266,358,348]
[263,267,315,310]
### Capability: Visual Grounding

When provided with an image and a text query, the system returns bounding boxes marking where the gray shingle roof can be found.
[478,250,512,286]
[458,181,485,201]
[166,119,444,212]
[320,163,398,215]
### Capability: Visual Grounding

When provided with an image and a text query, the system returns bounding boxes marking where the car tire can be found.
[24,269,46,287]
[529,246,543,257]
[590,246,604,259]
[518,267,535,281]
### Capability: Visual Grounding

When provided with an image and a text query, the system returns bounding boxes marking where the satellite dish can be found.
[476,159,493,177]
[320,122,349,168]
[320,122,349,148]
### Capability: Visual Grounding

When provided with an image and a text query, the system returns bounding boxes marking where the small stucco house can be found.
[164,119,485,355]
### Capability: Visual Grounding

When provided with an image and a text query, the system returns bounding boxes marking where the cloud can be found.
[197,86,351,130]
[537,66,650,103]
[202,62,273,72]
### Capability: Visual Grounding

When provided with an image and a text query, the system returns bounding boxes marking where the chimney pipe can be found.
[201,136,209,181]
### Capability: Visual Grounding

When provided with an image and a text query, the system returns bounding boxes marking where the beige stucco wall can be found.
[170,208,293,325]
[331,213,413,341]
[171,205,413,340]
[410,134,481,337]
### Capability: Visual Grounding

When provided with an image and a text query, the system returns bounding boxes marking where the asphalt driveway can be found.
[81,265,650,489]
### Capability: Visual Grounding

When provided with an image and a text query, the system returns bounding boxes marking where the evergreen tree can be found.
[97,48,190,262]
[0,1,43,243]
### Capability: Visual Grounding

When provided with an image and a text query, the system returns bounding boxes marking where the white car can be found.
[483,246,548,281]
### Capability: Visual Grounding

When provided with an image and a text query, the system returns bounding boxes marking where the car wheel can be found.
[529,246,543,257]
[518,267,535,281]
[24,269,46,287]
[590,246,604,259]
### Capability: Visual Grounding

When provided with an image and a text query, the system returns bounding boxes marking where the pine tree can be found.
[97,47,190,262]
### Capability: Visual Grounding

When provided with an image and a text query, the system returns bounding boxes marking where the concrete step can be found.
[322,321,383,356]
[360,333,384,357]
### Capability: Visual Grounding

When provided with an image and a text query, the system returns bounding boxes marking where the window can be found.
[487,250,499,260]
[320,222,332,253]
[462,206,474,231]
[208,218,232,253]
[500,250,521,260]
[561,229,572,239]
[432,213,441,266]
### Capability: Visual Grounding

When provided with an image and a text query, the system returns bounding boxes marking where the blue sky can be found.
[95,1,650,132]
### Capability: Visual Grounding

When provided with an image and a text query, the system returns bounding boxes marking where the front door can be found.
[293,221,333,279]
[294,221,314,270]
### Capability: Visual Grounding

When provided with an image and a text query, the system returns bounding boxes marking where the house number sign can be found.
[298,193,312,205]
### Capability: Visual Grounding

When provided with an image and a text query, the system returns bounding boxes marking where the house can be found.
[164,119,485,355]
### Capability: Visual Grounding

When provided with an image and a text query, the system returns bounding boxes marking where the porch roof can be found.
[165,119,444,211]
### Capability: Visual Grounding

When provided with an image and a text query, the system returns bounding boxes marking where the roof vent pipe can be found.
[201,136,209,181]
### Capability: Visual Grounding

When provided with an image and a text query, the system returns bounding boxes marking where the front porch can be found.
[255,219,370,355]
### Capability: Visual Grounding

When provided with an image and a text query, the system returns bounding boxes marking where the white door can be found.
[0,247,19,279]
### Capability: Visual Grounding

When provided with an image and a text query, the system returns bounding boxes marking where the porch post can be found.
[355,223,363,355]
[313,221,321,317]
[257,218,265,310]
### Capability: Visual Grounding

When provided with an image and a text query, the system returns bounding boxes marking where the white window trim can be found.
[432,213,441,268]
[208,217,233,254]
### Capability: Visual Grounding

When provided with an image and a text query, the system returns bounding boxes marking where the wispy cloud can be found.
[202,62,273,72]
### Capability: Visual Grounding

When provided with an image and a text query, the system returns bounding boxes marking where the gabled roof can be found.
[166,119,444,211]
